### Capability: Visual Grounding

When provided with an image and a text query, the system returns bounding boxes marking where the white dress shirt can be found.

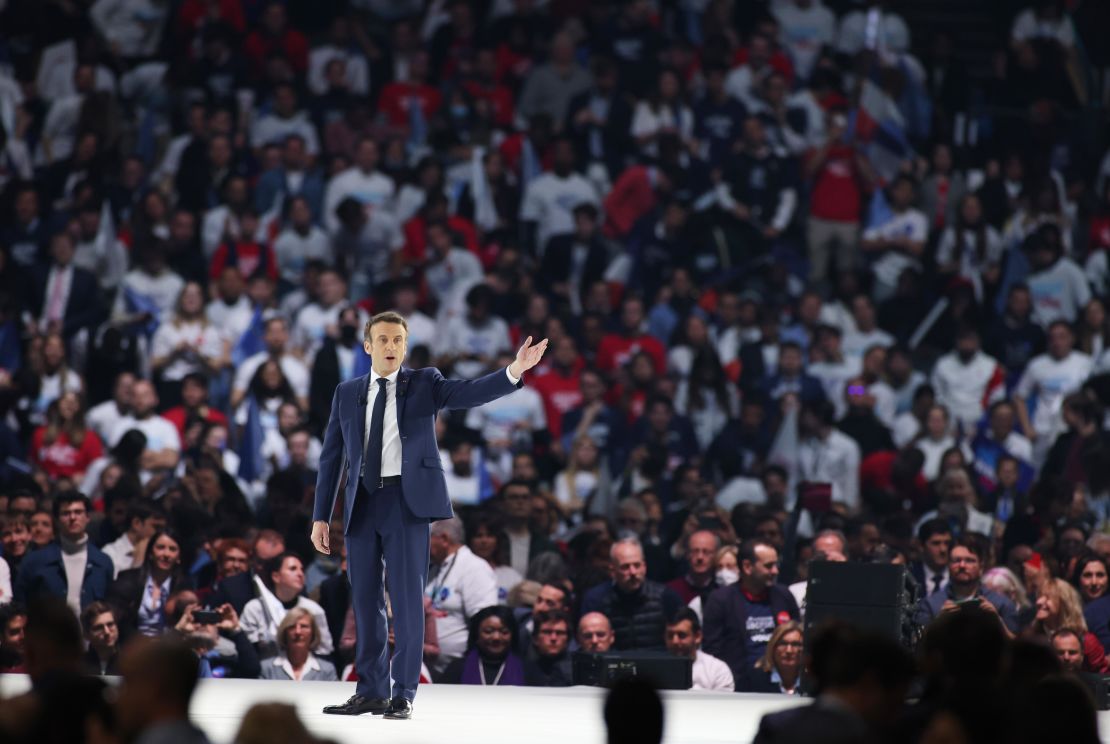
[692,649,735,691]
[363,366,521,478]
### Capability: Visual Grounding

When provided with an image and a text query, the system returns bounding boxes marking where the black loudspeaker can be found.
[804,562,912,643]
[1081,673,1110,711]
[571,651,693,690]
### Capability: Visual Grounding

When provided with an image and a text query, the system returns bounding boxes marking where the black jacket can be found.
[31,263,104,338]
[107,567,193,641]
[580,580,683,652]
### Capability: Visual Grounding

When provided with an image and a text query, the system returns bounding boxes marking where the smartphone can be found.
[192,609,221,625]
[799,482,833,513]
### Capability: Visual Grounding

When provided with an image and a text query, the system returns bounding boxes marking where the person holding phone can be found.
[912,537,1019,635]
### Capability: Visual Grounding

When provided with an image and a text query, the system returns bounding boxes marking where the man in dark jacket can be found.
[580,538,683,651]
[524,610,574,687]
[702,539,799,690]
[14,491,114,614]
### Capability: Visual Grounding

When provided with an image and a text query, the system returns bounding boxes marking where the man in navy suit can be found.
[311,311,547,719]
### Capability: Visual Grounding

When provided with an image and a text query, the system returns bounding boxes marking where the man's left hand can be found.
[509,336,549,379]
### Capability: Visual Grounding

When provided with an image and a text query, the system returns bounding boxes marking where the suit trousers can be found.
[346,482,430,701]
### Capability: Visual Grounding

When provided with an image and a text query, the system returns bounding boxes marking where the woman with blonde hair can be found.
[1027,578,1108,672]
[553,435,603,521]
[259,607,338,681]
[746,621,804,694]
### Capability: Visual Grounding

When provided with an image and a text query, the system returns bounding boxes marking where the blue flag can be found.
[232,306,266,367]
[408,94,428,152]
[0,319,22,373]
[123,286,161,338]
[237,394,265,482]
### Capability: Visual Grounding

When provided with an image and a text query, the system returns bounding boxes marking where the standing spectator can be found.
[1026,223,1090,328]
[930,328,1006,434]
[936,194,1005,301]
[795,400,861,510]
[581,538,684,652]
[772,0,837,81]
[250,86,320,157]
[664,607,735,691]
[322,137,395,235]
[703,539,800,690]
[596,296,667,377]
[517,33,593,129]
[14,491,115,614]
[150,282,228,405]
[231,317,310,410]
[425,517,498,675]
[862,175,928,302]
[631,69,695,161]
[244,1,308,80]
[1014,321,1092,462]
[32,231,103,339]
[259,607,339,681]
[29,392,103,482]
[519,138,600,256]
[87,372,135,443]
[910,519,953,597]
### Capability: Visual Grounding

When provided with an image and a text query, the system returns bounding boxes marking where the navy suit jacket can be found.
[313,366,521,529]
[14,542,115,610]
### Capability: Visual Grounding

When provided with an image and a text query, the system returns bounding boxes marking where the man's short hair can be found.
[952,535,986,564]
[533,609,570,631]
[0,601,27,631]
[738,539,773,565]
[499,479,534,498]
[125,500,164,528]
[131,639,202,710]
[53,490,91,519]
[918,518,953,544]
[80,601,116,635]
[666,606,702,634]
[364,311,408,342]
[1051,628,1083,645]
[431,516,465,545]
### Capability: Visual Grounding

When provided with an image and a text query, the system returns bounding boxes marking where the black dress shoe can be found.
[383,697,413,720]
[322,694,391,715]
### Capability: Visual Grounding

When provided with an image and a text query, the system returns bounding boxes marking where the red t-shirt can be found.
[162,406,229,441]
[462,81,516,128]
[30,428,104,479]
[209,241,279,282]
[531,363,586,439]
[402,215,480,264]
[595,333,666,376]
[807,144,863,223]
[1089,216,1110,253]
[244,30,308,77]
[377,83,443,128]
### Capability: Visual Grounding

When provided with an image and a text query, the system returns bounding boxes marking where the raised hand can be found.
[509,336,549,378]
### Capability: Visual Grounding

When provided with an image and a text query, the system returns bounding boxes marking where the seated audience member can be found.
[1052,628,1085,673]
[745,620,803,694]
[665,530,722,607]
[100,500,167,579]
[259,607,338,681]
[664,607,734,691]
[524,609,574,687]
[703,539,800,690]
[108,530,191,640]
[0,601,27,672]
[581,538,684,651]
[751,625,915,744]
[241,552,333,659]
[1027,578,1108,672]
[439,605,525,686]
[169,591,260,680]
[80,601,121,675]
[577,611,617,654]
[14,491,114,614]
[914,536,1021,635]
[1,515,33,584]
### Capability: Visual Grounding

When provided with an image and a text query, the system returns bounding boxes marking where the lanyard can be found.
[479,660,506,686]
[429,552,459,606]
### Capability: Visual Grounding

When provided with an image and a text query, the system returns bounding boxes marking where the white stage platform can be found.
[5,675,1110,744]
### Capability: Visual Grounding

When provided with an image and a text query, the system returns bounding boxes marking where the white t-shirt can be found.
[250,111,320,155]
[864,208,928,293]
[1014,351,1093,437]
[842,328,894,360]
[150,320,225,381]
[87,400,126,444]
[836,10,910,55]
[273,227,332,285]
[402,311,438,352]
[631,102,694,158]
[323,167,396,234]
[439,316,513,379]
[1011,9,1076,47]
[240,594,334,656]
[1027,258,1091,327]
[426,546,499,672]
[930,351,1005,430]
[425,249,484,320]
[519,172,600,255]
[292,302,369,361]
[206,297,254,344]
[465,385,547,449]
[109,414,181,452]
[771,0,836,80]
[233,352,310,399]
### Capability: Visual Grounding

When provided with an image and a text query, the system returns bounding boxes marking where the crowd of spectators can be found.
[1,0,1110,740]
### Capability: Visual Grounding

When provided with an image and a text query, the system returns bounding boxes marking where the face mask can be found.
[716,568,739,586]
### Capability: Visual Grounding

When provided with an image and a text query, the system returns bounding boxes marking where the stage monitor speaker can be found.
[572,651,693,690]
[804,561,911,642]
